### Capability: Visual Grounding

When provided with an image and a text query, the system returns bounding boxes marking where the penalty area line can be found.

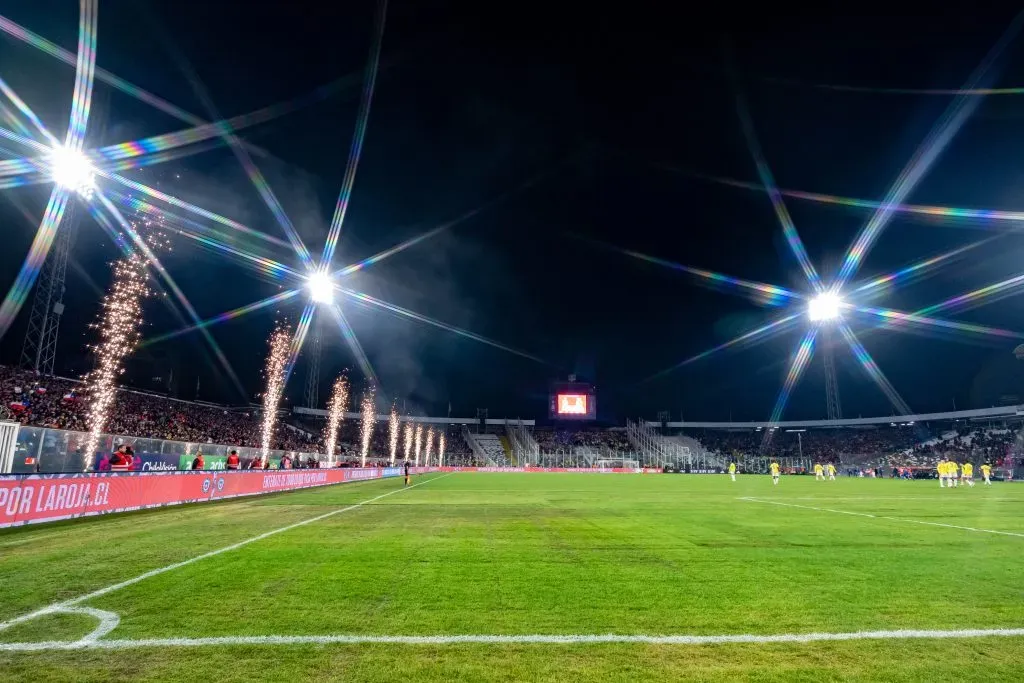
[4,628,1024,652]
[0,473,452,634]
[739,497,1024,539]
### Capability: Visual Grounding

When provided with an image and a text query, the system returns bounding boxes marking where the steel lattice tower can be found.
[822,328,842,420]
[20,202,79,375]
[303,327,322,408]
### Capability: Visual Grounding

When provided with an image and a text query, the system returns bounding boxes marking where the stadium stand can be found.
[466,430,508,466]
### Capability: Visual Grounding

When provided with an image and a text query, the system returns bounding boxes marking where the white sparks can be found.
[404,422,413,463]
[414,423,423,466]
[260,326,292,459]
[388,404,399,465]
[438,431,445,467]
[424,426,434,466]
[323,375,349,465]
[83,250,149,468]
[359,388,375,467]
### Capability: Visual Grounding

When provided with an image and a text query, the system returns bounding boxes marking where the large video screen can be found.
[557,394,588,415]
[549,385,597,421]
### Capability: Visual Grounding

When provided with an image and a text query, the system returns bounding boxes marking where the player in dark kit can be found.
[404,459,411,486]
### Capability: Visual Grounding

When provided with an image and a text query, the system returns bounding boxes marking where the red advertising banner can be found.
[0,466,427,528]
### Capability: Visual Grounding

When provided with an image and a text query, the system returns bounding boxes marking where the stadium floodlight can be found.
[306,271,335,305]
[808,291,843,322]
[49,145,95,196]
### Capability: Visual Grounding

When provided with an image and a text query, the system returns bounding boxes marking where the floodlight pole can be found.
[303,317,322,408]
[20,201,78,375]
[822,327,842,420]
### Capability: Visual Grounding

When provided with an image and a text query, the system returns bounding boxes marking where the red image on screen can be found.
[557,394,588,415]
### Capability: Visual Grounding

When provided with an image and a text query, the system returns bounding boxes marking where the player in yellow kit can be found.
[981,462,992,485]
[814,462,824,481]
[937,458,947,487]
[770,461,780,485]
[962,461,974,487]
[728,462,737,482]
[948,460,959,488]
[827,462,836,480]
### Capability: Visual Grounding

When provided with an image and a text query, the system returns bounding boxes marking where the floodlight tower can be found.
[822,330,842,420]
[303,325,322,408]
[808,292,843,420]
[20,201,79,375]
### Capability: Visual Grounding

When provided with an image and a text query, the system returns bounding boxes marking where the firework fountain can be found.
[404,422,413,463]
[424,426,434,467]
[388,404,400,465]
[414,423,423,465]
[82,250,150,468]
[438,431,445,467]
[323,375,349,465]
[260,326,292,460]
[360,388,375,467]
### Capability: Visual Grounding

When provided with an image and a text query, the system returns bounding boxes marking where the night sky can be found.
[2,3,1024,422]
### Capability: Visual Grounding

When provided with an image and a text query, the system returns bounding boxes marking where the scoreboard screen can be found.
[549,382,597,420]
[557,394,588,415]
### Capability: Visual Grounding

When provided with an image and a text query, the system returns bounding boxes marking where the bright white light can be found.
[306,272,335,304]
[808,292,843,322]
[49,146,95,196]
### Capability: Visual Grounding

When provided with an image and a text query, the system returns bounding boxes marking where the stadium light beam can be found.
[808,292,843,322]
[306,272,335,305]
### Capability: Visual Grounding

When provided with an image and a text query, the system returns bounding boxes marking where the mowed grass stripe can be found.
[0,474,448,630]
[60,475,1024,640]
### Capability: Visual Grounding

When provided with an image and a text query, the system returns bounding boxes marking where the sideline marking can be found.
[0,473,451,634]
[3,627,1024,652]
[740,497,1024,539]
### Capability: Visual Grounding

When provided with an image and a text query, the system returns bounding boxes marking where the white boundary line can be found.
[740,497,1024,539]
[3,627,1024,652]
[0,473,451,634]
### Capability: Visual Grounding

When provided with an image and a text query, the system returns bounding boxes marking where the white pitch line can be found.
[0,473,451,634]
[740,497,1024,539]
[4,628,1024,652]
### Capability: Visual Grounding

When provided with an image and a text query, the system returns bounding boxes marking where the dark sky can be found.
[2,3,1024,422]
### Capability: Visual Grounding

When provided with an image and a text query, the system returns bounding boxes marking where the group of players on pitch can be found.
[726,459,994,486]
[936,458,993,487]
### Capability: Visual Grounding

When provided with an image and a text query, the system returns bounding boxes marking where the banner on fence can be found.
[0,466,425,528]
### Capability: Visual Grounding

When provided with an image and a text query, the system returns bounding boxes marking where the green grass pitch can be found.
[1,472,1023,681]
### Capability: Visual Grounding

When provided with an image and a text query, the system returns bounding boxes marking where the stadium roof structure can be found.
[654,404,1024,430]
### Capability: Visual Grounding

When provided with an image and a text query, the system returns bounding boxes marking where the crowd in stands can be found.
[689,427,922,464]
[533,427,631,453]
[4,364,1017,473]
[687,425,1016,471]
[885,428,1015,470]
[0,366,318,451]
